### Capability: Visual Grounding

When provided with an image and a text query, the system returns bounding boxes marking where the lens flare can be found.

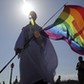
[21,0,34,16]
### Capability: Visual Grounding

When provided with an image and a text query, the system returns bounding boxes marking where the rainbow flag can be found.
[44,5,84,55]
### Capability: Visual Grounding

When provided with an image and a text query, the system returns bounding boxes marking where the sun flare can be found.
[21,0,34,16]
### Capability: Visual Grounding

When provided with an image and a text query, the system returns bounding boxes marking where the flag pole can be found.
[42,2,68,28]
[0,55,17,74]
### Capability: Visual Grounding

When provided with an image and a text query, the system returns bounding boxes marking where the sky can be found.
[0,0,84,83]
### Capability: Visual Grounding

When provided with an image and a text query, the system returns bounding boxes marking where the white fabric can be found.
[14,24,58,84]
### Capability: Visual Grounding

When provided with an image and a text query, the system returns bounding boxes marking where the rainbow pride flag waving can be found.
[44,5,84,55]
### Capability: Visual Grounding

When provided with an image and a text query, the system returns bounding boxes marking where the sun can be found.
[21,0,34,16]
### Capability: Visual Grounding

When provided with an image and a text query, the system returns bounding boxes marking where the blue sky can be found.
[0,0,84,83]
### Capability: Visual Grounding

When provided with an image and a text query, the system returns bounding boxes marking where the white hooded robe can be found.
[14,23,58,84]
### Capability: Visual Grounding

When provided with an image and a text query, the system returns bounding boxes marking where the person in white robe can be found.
[14,11,58,84]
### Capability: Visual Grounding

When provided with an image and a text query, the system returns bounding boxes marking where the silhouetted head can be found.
[58,75,61,79]
[29,11,37,21]
[78,56,83,62]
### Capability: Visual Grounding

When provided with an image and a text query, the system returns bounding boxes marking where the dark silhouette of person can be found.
[76,56,84,84]
[14,11,58,84]
[3,81,5,84]
[13,76,19,84]
[55,75,61,84]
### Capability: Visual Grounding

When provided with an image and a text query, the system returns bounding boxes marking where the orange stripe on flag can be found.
[70,8,84,28]
[72,20,84,40]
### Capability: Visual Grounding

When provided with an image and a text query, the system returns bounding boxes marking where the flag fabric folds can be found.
[44,5,84,55]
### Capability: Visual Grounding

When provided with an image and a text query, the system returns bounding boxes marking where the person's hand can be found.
[15,48,22,55]
[33,31,41,39]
